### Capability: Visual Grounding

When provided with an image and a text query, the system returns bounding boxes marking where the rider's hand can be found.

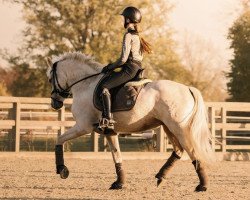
[101,64,112,73]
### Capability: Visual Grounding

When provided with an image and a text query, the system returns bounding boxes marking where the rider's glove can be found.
[101,63,112,73]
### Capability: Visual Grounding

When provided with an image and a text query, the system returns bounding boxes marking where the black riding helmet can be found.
[121,6,142,28]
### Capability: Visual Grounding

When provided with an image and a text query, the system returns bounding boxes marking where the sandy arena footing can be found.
[0,153,249,200]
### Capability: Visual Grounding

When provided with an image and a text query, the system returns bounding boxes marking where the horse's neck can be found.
[63,60,102,102]
[68,64,97,83]
[70,72,102,99]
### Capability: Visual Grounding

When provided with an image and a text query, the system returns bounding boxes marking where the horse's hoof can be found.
[59,165,69,179]
[109,181,123,190]
[156,178,163,187]
[155,173,164,187]
[195,184,207,192]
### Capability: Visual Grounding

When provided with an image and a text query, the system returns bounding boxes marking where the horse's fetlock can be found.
[155,172,165,180]
[56,165,65,174]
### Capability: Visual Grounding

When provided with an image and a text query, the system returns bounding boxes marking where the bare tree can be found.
[178,32,228,101]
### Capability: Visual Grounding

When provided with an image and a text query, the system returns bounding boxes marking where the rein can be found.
[51,61,102,98]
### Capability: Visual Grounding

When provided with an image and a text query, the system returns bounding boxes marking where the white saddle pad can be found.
[125,79,152,87]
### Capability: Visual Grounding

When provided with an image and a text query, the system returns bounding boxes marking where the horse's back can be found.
[139,79,196,124]
[142,80,193,103]
[114,79,196,132]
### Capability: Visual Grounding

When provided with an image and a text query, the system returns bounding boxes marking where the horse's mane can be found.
[52,52,103,71]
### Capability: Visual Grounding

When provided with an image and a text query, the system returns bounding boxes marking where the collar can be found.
[127,28,138,35]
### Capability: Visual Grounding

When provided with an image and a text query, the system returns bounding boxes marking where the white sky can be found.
[169,0,242,64]
[0,0,243,68]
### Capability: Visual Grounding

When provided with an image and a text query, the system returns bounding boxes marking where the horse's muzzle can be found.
[51,98,63,110]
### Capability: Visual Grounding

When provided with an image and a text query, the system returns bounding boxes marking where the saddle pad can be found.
[93,75,151,112]
[125,79,152,87]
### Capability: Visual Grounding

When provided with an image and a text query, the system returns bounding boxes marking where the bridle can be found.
[50,61,102,99]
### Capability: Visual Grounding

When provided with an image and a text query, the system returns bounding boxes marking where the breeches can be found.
[102,64,140,90]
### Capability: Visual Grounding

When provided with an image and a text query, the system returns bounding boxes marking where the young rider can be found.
[98,6,152,132]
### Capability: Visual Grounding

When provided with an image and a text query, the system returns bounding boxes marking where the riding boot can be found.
[98,88,116,131]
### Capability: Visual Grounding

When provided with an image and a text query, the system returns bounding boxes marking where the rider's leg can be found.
[98,66,140,131]
[98,87,116,130]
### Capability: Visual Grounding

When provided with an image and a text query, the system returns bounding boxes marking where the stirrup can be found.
[98,117,115,131]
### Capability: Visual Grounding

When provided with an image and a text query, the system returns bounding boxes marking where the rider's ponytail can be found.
[134,24,152,54]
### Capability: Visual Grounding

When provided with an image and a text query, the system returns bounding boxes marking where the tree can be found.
[227,8,250,101]
[179,32,227,101]
[0,65,13,96]
[1,0,190,97]
[0,53,50,97]
[143,34,193,84]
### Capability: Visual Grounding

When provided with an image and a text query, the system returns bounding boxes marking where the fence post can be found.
[156,126,165,152]
[91,132,99,152]
[14,102,21,153]
[221,106,226,153]
[210,106,216,151]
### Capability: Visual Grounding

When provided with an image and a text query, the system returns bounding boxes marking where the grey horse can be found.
[46,52,215,192]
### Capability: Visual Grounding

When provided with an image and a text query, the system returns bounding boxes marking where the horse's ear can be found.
[46,57,52,68]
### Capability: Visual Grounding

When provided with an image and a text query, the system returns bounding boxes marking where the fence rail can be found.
[0,96,249,152]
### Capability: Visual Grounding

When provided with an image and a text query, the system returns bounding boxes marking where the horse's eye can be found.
[49,78,52,83]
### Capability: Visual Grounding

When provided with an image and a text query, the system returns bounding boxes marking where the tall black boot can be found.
[98,88,116,131]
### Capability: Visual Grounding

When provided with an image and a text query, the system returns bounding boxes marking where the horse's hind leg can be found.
[106,134,125,190]
[177,130,209,192]
[155,125,184,186]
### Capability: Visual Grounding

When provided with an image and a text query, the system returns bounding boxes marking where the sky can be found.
[0,0,243,68]
[169,0,242,66]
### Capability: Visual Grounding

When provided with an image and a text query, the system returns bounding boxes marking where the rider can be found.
[98,6,152,131]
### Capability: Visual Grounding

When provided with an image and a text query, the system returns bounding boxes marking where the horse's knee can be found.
[57,125,87,145]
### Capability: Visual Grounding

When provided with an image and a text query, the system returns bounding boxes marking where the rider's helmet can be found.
[121,6,142,28]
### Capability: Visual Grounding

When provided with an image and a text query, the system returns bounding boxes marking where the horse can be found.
[46,52,215,192]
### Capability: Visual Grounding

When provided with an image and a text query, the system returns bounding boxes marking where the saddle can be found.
[93,70,152,112]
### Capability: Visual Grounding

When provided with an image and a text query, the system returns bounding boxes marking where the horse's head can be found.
[46,53,103,110]
[46,57,70,110]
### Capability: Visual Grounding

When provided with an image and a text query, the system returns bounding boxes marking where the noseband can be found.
[51,61,102,99]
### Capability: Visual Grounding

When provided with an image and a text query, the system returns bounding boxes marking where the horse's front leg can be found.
[106,134,125,190]
[55,124,86,179]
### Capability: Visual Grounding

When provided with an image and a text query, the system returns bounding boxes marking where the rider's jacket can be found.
[108,27,143,70]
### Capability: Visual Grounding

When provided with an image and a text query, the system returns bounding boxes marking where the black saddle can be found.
[93,69,149,112]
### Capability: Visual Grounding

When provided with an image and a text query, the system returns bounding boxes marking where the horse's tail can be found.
[188,87,216,164]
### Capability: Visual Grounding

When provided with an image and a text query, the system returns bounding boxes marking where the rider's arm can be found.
[107,33,132,70]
